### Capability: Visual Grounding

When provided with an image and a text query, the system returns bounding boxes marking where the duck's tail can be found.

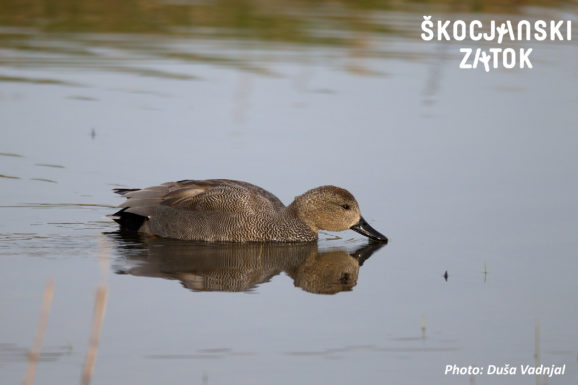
[108,207,148,231]
[109,187,164,232]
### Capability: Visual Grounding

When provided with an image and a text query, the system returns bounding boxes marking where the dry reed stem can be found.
[23,279,55,385]
[80,235,111,385]
[80,286,108,385]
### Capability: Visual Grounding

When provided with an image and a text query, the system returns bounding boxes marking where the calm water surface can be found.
[1,1,577,384]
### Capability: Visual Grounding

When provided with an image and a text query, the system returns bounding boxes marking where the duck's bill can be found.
[350,217,388,243]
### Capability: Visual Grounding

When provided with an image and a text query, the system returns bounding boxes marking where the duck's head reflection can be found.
[109,233,384,295]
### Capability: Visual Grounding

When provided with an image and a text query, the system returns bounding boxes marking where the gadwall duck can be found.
[111,179,388,243]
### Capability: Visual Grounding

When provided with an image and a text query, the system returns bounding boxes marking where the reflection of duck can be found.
[109,232,384,295]
[111,179,387,243]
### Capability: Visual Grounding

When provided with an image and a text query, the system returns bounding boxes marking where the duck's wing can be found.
[113,179,284,220]
[168,179,285,210]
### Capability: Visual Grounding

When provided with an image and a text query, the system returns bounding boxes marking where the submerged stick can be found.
[23,279,55,385]
[421,315,427,340]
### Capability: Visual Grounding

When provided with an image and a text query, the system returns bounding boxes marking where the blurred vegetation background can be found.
[0,0,574,43]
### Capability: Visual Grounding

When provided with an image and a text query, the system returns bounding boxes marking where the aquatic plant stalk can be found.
[23,279,55,385]
[81,235,110,385]
[80,286,108,385]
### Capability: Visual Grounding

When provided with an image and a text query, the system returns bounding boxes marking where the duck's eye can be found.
[341,204,350,210]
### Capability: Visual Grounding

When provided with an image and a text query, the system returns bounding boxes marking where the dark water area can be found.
[1,1,577,384]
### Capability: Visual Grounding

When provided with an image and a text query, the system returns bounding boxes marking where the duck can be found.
[111,179,388,243]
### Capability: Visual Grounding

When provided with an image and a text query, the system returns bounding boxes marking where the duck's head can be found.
[292,185,388,243]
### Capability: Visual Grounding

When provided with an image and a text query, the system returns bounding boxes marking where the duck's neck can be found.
[285,200,318,233]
